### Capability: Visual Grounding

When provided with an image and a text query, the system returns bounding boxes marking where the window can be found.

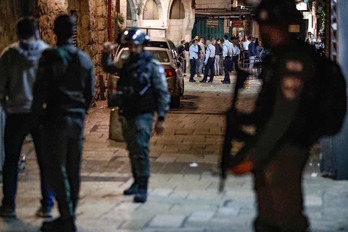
[127,1,132,20]
[170,0,185,19]
[143,0,159,20]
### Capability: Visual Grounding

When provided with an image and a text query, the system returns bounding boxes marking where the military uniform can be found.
[228,1,326,231]
[32,41,95,230]
[102,29,170,203]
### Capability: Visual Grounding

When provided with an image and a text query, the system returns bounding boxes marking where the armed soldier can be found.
[221,0,346,231]
[102,28,170,203]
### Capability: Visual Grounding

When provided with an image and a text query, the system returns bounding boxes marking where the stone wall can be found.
[195,0,229,9]
[127,0,195,45]
[0,0,40,53]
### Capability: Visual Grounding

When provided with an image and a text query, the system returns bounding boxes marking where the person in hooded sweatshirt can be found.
[0,17,54,218]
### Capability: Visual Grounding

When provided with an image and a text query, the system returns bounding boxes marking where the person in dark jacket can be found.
[32,15,95,232]
[102,28,170,204]
[0,17,54,218]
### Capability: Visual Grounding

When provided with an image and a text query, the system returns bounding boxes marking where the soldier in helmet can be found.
[102,28,170,203]
[224,0,344,231]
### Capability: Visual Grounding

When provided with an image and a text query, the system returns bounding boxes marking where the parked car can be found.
[146,37,179,60]
[109,47,184,108]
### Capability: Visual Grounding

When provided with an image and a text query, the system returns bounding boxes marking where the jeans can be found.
[249,56,255,74]
[43,115,85,219]
[199,56,205,75]
[2,113,54,209]
[122,113,154,179]
[190,59,196,80]
[214,55,220,75]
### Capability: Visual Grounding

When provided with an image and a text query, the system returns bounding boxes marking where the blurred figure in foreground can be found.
[221,0,346,231]
[32,14,95,231]
[0,17,54,218]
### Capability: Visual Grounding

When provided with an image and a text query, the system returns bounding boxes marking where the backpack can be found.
[310,58,347,140]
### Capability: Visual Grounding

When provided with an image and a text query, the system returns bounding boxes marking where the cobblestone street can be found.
[1,75,348,232]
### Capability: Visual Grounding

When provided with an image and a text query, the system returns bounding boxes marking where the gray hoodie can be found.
[0,40,49,114]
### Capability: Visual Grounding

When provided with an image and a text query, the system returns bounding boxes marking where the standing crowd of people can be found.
[177,33,265,84]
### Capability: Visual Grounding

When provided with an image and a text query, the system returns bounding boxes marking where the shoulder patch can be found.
[151,59,165,74]
[151,59,161,66]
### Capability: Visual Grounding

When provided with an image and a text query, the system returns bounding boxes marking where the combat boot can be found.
[133,178,148,203]
[123,181,138,195]
[124,172,138,195]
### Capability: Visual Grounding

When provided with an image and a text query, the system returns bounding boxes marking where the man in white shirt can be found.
[241,35,251,64]
[200,39,216,83]
[222,36,233,84]
[232,39,241,72]
[197,38,205,77]
[189,39,199,82]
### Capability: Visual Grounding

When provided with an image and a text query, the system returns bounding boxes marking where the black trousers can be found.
[43,115,85,219]
[202,57,215,82]
[223,57,232,82]
[232,55,239,72]
[190,58,196,80]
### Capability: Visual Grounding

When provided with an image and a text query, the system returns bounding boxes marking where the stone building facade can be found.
[125,0,195,45]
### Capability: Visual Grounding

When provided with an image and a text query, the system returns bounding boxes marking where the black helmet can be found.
[256,0,303,26]
[116,28,150,45]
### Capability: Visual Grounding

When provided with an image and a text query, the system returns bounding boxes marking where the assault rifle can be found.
[219,70,252,193]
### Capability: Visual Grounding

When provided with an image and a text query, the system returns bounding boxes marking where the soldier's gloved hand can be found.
[154,120,165,134]
[103,42,115,53]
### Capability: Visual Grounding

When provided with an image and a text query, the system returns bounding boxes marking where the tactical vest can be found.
[117,51,157,117]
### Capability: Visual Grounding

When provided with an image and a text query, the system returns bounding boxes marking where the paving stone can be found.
[186,211,215,223]
[149,215,186,228]
[305,195,323,207]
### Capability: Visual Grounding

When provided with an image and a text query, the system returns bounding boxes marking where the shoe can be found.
[0,205,16,218]
[36,206,53,218]
[199,80,207,83]
[208,80,213,83]
[221,81,230,84]
[41,217,76,232]
[123,182,138,195]
[189,79,196,82]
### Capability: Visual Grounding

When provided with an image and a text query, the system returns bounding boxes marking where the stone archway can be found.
[167,0,194,45]
[142,0,163,20]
